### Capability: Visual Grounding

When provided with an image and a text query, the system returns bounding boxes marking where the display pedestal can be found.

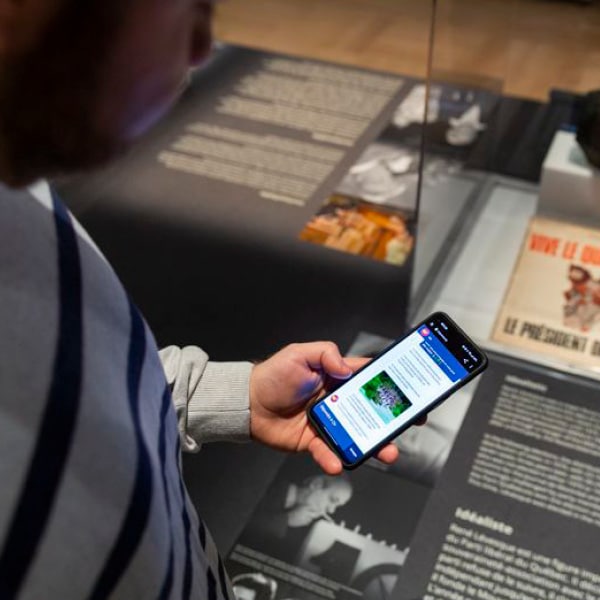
[538,130,600,223]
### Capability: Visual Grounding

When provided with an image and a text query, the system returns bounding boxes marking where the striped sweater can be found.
[0,181,253,599]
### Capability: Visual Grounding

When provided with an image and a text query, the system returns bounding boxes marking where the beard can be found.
[0,1,130,187]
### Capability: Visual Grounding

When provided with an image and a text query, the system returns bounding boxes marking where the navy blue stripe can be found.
[88,301,153,600]
[156,545,175,600]
[156,386,176,600]
[0,193,83,599]
[158,386,174,518]
[208,568,217,600]
[176,438,193,600]
[198,519,207,550]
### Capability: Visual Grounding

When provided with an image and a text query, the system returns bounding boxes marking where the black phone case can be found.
[307,311,489,469]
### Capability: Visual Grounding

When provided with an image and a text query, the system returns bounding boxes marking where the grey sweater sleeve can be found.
[159,345,252,452]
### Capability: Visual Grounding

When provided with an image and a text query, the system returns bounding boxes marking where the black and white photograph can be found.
[226,454,429,600]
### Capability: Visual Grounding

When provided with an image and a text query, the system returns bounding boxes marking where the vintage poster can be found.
[226,453,429,600]
[492,216,600,370]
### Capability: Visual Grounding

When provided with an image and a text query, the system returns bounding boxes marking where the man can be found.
[0,0,399,598]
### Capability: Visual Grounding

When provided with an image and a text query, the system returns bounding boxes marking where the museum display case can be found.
[413,0,600,376]
[53,2,600,600]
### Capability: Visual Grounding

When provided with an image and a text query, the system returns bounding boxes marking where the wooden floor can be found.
[214,0,600,102]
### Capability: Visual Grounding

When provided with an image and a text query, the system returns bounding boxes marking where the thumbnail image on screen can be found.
[360,370,412,424]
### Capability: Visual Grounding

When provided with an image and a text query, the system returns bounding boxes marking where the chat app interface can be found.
[313,317,480,464]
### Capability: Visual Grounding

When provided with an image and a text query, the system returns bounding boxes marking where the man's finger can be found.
[376,443,399,464]
[342,356,371,372]
[308,437,343,475]
[289,341,353,379]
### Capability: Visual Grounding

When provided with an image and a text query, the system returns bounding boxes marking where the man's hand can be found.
[249,341,400,475]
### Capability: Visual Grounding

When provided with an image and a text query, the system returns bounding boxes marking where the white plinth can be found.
[538,130,600,223]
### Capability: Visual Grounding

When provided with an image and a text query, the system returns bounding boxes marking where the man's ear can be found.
[0,0,62,55]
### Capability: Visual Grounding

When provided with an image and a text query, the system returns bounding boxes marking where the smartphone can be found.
[307,312,488,469]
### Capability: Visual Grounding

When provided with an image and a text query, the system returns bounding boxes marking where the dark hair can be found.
[0,0,131,183]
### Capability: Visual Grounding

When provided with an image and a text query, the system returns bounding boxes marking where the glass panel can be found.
[58,0,436,356]
[417,0,600,373]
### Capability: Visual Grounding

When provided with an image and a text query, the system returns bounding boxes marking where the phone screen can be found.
[308,312,487,468]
